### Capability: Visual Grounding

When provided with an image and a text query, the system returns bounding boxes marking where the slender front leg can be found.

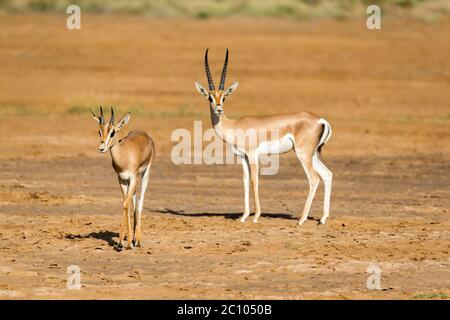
[249,155,261,223]
[240,156,251,223]
[119,178,128,199]
[118,178,128,248]
[125,176,137,249]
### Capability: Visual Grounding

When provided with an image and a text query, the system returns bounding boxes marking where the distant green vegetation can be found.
[413,292,449,299]
[0,0,449,21]
[68,105,202,119]
[0,103,202,119]
[0,104,34,116]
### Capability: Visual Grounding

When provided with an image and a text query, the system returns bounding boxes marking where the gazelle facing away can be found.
[90,107,155,249]
[195,49,333,225]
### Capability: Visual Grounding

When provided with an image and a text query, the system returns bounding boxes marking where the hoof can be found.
[298,220,306,226]
[240,218,247,223]
[319,219,326,225]
[132,240,141,248]
[252,219,258,223]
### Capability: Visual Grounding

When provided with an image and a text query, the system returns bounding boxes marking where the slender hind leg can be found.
[132,193,137,232]
[312,153,332,224]
[240,155,251,223]
[134,164,151,247]
[249,155,261,223]
[295,149,320,226]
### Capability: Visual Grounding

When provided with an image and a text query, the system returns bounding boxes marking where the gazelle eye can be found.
[208,96,213,103]
[110,130,115,138]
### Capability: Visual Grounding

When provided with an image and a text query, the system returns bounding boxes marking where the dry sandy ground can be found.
[0,14,449,299]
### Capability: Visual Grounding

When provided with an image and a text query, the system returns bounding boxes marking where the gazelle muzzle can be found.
[99,142,108,153]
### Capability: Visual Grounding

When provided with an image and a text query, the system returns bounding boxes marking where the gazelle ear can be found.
[116,112,131,130]
[224,81,238,97]
[195,81,209,98]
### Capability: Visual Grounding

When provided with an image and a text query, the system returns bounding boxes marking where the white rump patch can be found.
[317,118,332,147]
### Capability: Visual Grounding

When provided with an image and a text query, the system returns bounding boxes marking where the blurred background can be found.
[0,0,449,158]
[1,0,450,21]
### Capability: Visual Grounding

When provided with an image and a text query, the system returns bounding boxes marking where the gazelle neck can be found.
[109,137,123,162]
[210,107,234,143]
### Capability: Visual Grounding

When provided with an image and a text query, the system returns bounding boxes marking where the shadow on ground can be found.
[155,207,319,221]
[65,230,119,247]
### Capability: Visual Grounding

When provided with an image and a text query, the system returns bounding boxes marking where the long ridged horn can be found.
[219,48,229,91]
[89,108,97,119]
[109,107,114,125]
[204,48,215,91]
[99,106,104,124]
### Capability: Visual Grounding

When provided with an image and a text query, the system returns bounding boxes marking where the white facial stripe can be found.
[102,128,115,149]
[103,133,110,148]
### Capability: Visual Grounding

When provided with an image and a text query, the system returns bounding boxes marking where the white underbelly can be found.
[256,135,294,155]
[119,165,148,180]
